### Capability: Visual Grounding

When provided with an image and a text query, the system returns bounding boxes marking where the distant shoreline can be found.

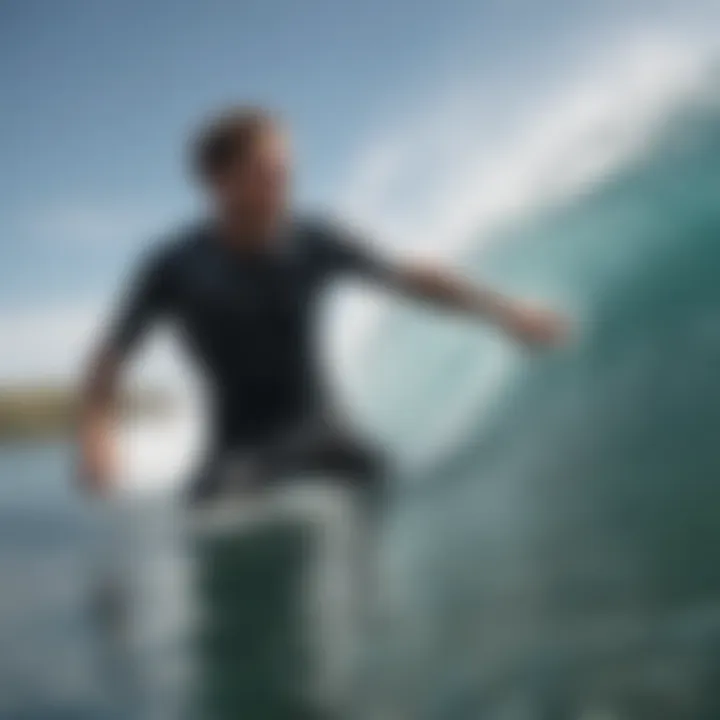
[0,385,176,440]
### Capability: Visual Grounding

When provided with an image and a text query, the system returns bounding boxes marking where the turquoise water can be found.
[4,86,720,720]
[361,82,720,717]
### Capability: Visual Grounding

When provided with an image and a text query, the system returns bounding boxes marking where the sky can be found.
[0,0,718,388]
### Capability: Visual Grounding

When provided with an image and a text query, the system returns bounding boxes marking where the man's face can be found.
[211,129,290,235]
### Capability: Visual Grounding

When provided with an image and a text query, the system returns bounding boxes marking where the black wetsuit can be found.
[107,217,390,504]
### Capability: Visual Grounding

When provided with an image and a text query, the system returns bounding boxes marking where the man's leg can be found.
[240,418,390,713]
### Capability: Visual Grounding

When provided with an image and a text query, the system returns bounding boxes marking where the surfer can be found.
[78,107,566,504]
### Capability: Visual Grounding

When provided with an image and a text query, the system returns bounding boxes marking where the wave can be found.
[366,61,720,717]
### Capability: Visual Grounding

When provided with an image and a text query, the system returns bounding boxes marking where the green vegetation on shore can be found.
[0,385,176,440]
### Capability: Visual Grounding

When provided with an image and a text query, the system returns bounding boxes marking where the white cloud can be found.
[0,304,100,385]
[27,201,182,250]
[0,300,194,390]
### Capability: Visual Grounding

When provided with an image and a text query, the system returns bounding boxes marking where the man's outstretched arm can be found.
[323,221,567,347]
[390,261,567,347]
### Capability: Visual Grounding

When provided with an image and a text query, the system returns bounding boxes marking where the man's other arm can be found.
[78,247,173,495]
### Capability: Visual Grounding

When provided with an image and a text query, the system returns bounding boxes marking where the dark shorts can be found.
[187,415,388,509]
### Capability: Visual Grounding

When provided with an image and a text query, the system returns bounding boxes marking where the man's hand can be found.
[498,302,568,348]
[77,346,122,498]
[78,420,116,497]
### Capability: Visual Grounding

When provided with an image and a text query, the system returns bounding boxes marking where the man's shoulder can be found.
[293,212,343,239]
[161,220,211,255]
[292,212,390,280]
[292,213,352,257]
[143,221,211,270]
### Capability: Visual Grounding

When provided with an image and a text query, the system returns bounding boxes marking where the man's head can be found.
[192,107,289,239]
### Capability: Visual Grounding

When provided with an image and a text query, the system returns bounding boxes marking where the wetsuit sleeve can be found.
[315,219,397,283]
[104,246,176,357]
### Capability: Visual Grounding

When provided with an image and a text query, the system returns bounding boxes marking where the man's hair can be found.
[192,107,279,182]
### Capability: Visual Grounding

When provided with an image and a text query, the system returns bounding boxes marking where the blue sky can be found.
[0,0,717,385]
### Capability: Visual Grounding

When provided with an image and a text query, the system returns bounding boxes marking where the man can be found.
[79,107,566,504]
